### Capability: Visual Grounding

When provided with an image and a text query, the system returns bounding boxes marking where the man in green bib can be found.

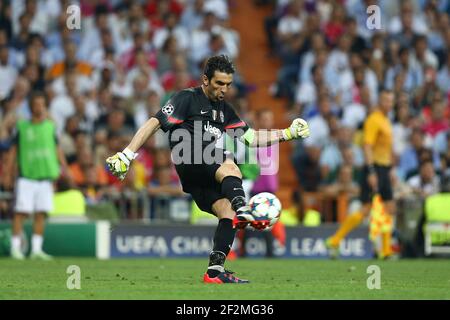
[3,92,68,260]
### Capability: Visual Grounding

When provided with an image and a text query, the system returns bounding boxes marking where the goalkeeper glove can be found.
[282,118,310,141]
[106,148,138,180]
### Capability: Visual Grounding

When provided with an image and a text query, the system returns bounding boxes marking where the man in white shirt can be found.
[0,46,18,100]
[407,160,441,198]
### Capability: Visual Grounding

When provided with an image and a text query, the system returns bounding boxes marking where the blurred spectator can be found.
[6,76,31,119]
[89,28,115,69]
[422,98,449,137]
[157,36,180,75]
[96,107,135,143]
[119,31,156,72]
[58,115,81,163]
[69,147,108,188]
[80,163,109,205]
[368,33,387,84]
[320,164,360,200]
[153,12,189,51]
[392,96,413,158]
[436,52,450,94]
[148,165,184,198]
[276,0,305,45]
[189,11,219,65]
[132,89,161,129]
[406,160,441,198]
[323,3,346,46]
[181,0,205,32]
[295,145,322,192]
[135,136,156,185]
[295,63,325,117]
[78,4,117,63]
[345,16,367,55]
[146,0,183,29]
[0,1,13,41]
[324,33,352,96]
[411,35,439,71]
[160,54,198,93]
[385,46,424,94]
[72,94,97,134]
[415,66,442,112]
[46,41,93,81]
[153,147,179,183]
[320,126,364,183]
[127,52,164,95]
[388,0,428,39]
[398,128,440,181]
[10,12,32,52]
[433,129,450,156]
[340,52,378,108]
[0,45,18,100]
[303,95,333,148]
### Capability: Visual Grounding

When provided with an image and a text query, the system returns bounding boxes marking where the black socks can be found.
[207,176,247,278]
[207,218,236,277]
[220,176,246,212]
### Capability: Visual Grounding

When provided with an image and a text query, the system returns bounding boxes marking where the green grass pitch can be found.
[0,258,449,299]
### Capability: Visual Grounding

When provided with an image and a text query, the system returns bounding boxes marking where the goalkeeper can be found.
[106,55,310,283]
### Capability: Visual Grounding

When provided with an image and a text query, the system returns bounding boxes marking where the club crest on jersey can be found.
[162,103,174,116]
[211,110,224,123]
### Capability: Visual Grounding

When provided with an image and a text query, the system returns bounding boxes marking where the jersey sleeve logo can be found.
[162,103,174,116]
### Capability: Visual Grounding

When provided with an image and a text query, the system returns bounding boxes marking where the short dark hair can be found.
[94,4,109,18]
[379,87,394,95]
[399,46,409,56]
[203,55,235,80]
[413,35,427,46]
[29,90,47,107]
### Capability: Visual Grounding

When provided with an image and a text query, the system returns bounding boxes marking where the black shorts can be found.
[359,165,393,204]
[174,149,234,214]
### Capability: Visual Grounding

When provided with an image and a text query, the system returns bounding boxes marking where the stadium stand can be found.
[0,0,449,237]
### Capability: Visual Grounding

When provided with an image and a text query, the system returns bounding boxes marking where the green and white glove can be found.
[282,118,310,141]
[106,148,138,180]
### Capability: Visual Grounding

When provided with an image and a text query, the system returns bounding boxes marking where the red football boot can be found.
[232,206,254,229]
[250,220,271,230]
[203,270,250,284]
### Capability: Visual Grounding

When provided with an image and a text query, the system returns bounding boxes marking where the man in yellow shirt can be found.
[327,89,396,259]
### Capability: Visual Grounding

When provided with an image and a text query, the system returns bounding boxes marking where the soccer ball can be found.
[249,192,282,227]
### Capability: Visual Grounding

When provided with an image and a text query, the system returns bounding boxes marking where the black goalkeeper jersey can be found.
[154,87,249,164]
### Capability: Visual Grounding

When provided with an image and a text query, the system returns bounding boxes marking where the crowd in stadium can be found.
[0,0,449,222]
[267,0,450,213]
[0,0,244,220]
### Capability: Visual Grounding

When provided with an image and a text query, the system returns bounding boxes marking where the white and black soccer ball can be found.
[249,192,282,227]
